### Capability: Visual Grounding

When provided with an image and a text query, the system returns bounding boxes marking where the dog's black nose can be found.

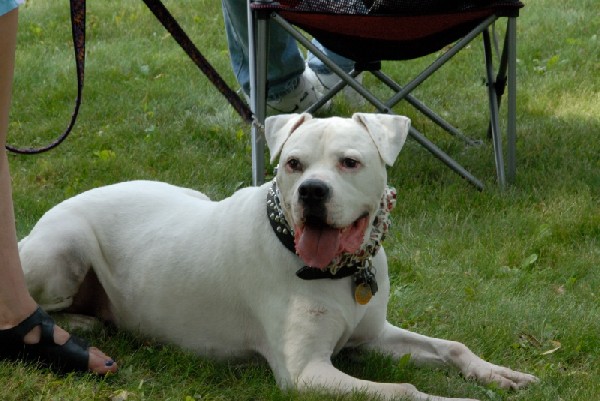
[298,179,331,206]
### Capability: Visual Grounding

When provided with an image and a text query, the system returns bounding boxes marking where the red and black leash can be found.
[141,0,253,124]
[6,0,253,155]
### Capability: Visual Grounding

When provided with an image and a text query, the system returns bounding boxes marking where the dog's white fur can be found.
[19,113,536,401]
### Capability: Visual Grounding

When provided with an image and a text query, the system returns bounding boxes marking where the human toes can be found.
[87,346,118,374]
[52,322,117,374]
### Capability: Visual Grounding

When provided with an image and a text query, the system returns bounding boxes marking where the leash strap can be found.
[6,0,85,155]
[141,0,254,124]
[7,0,255,155]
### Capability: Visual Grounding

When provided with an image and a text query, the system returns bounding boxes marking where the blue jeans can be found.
[221,0,354,100]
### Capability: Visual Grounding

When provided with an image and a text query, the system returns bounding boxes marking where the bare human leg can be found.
[0,7,117,375]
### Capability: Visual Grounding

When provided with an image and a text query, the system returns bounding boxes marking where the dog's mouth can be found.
[293,214,369,269]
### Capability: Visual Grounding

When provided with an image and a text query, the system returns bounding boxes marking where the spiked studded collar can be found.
[267,179,396,304]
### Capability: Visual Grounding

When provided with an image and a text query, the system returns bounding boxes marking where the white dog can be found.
[19,113,537,401]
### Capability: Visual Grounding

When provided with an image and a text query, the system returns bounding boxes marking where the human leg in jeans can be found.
[221,0,356,113]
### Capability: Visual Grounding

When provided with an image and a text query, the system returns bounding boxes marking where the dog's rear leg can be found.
[296,359,476,401]
[363,321,538,391]
[19,224,94,312]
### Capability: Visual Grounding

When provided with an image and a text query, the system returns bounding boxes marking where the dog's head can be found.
[265,113,410,269]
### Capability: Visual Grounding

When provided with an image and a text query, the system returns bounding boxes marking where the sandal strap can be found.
[38,309,58,346]
[29,334,90,372]
[0,306,47,340]
[0,306,90,372]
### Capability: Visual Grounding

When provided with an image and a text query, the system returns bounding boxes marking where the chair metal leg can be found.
[483,28,506,189]
[373,70,481,147]
[485,17,517,186]
[408,126,484,190]
[506,16,517,184]
[306,70,361,114]
[385,15,497,108]
[486,25,508,140]
[248,1,269,185]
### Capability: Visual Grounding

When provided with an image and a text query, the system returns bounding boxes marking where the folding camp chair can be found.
[247,0,523,190]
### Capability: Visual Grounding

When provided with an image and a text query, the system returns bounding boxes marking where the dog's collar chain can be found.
[266,179,396,289]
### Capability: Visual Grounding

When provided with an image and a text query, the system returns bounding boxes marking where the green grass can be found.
[2,0,599,399]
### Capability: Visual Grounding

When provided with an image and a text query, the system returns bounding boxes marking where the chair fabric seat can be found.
[251,0,523,61]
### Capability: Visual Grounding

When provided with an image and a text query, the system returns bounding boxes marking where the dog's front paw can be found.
[462,360,538,390]
[449,342,538,389]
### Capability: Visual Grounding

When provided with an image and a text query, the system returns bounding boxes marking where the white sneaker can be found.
[307,68,366,107]
[266,69,329,115]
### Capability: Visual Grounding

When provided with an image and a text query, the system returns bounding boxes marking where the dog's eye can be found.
[286,158,303,172]
[340,158,360,170]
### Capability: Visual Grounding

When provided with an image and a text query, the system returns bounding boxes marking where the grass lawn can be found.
[2,0,599,400]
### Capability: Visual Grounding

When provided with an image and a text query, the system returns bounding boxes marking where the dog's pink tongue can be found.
[295,225,340,269]
[294,216,368,269]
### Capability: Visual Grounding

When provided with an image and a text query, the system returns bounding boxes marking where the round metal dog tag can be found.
[354,283,373,305]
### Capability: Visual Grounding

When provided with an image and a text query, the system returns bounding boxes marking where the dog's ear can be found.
[264,113,313,164]
[352,113,411,166]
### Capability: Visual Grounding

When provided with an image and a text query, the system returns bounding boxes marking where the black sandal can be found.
[0,306,89,373]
